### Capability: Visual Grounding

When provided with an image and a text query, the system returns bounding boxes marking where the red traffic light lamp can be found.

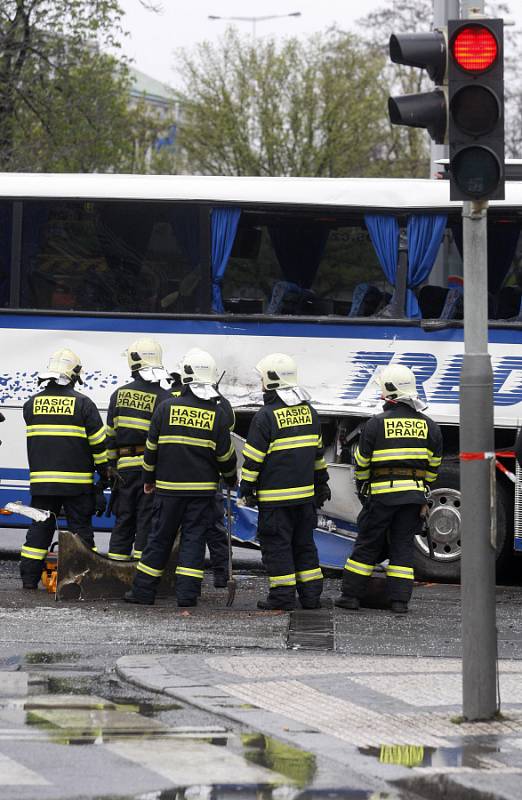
[448,19,504,201]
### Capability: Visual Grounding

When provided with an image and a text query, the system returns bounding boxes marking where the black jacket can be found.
[239,392,329,508]
[354,401,443,505]
[24,381,107,496]
[142,388,237,495]
[170,381,235,431]
[106,376,171,471]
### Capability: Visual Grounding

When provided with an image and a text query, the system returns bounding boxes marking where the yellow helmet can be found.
[377,365,417,401]
[40,349,83,384]
[255,353,298,391]
[125,338,163,372]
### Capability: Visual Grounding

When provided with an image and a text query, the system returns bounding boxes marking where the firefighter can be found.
[20,348,108,590]
[106,338,171,562]
[335,364,443,614]
[170,368,235,589]
[124,348,237,607]
[239,353,330,611]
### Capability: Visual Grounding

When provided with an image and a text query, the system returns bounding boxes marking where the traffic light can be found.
[448,19,504,201]
[388,31,447,144]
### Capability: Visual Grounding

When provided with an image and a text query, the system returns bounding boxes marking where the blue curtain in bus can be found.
[211,207,241,313]
[364,214,400,287]
[451,220,521,295]
[269,223,329,289]
[406,215,447,317]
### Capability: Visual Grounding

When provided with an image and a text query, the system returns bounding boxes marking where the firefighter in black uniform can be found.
[124,348,237,607]
[170,367,235,588]
[20,348,108,589]
[335,364,443,614]
[239,353,330,611]
[106,338,171,562]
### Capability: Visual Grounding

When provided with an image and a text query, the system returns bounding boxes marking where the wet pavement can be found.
[1,555,522,798]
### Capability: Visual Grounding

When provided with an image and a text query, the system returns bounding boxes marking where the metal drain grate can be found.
[287,601,334,651]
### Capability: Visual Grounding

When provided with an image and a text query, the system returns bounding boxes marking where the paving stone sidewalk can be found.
[116,580,522,799]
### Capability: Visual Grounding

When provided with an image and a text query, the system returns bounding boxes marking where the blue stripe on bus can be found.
[2,313,520,343]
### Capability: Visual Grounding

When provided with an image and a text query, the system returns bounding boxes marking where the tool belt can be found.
[372,467,426,479]
[116,445,145,457]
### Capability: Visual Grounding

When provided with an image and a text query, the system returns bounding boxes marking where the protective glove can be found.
[314,483,331,509]
[356,480,369,503]
[238,486,257,508]
[96,465,109,491]
[94,483,107,517]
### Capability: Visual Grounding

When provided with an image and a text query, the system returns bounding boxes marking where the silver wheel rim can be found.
[414,487,461,563]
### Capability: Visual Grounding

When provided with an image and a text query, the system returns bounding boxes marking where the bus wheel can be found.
[413,464,512,582]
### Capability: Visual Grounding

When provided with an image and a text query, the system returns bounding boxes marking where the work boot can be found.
[257,599,296,611]
[334,595,360,611]
[177,598,197,608]
[213,573,227,589]
[124,591,154,606]
[391,601,408,614]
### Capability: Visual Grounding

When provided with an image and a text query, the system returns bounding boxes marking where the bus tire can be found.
[413,463,512,583]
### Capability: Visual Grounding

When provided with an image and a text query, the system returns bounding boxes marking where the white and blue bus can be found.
[1,172,522,580]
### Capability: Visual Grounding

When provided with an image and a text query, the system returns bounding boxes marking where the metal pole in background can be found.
[460,198,497,720]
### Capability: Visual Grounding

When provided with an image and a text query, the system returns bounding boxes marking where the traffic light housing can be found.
[388,31,447,144]
[448,19,504,201]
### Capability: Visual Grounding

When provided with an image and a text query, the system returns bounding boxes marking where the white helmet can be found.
[39,348,83,385]
[377,364,417,401]
[256,353,298,391]
[181,348,218,389]
[125,338,163,372]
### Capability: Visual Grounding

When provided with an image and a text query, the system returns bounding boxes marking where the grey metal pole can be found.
[460,199,497,720]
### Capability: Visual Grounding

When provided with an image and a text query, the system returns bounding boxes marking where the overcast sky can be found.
[117,0,522,87]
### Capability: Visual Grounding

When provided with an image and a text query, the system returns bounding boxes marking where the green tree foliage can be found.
[176,27,400,178]
[0,0,175,172]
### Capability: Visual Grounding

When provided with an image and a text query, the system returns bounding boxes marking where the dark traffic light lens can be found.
[452,25,498,72]
[451,146,501,198]
[450,85,501,135]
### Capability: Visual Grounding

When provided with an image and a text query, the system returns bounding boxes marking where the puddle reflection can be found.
[359,741,505,768]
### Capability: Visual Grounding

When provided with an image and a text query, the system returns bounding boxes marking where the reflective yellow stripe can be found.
[243,443,266,463]
[345,558,374,577]
[118,455,143,469]
[217,444,235,462]
[314,458,327,470]
[425,471,438,482]
[133,550,142,559]
[114,416,150,431]
[267,435,319,454]
[269,572,296,587]
[146,439,158,451]
[371,480,424,494]
[176,566,204,579]
[21,545,48,561]
[105,424,115,436]
[143,462,155,472]
[371,447,431,461]
[386,564,414,580]
[27,424,87,438]
[137,562,164,578]
[296,568,323,583]
[258,485,314,502]
[156,480,218,491]
[88,426,106,446]
[108,552,132,561]
[158,435,216,449]
[355,469,370,480]
[30,471,93,484]
[241,467,259,482]
[108,449,118,460]
[429,456,442,467]
[93,451,108,465]
[355,446,370,467]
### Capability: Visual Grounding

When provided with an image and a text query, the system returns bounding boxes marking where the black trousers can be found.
[257,503,323,609]
[207,491,228,578]
[20,493,95,584]
[342,500,423,603]
[132,494,215,603]
[108,469,154,561]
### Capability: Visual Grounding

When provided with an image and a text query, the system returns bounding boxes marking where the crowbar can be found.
[226,488,236,607]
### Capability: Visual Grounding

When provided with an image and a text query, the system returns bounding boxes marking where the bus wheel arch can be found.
[413,461,513,582]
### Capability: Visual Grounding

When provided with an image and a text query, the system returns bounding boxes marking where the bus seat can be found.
[348,283,383,317]
[418,285,448,319]
[496,286,522,319]
[238,298,264,313]
[267,281,315,314]
[302,298,334,315]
